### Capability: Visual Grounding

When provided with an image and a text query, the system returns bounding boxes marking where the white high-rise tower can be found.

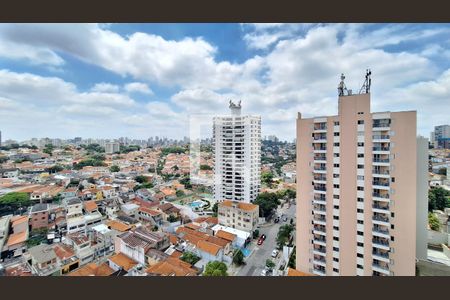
[213,100,261,203]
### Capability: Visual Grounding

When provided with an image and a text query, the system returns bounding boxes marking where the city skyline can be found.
[0,24,450,141]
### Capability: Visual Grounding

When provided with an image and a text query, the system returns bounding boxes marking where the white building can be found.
[105,142,120,154]
[213,100,261,203]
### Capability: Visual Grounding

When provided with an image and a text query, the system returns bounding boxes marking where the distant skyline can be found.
[0,23,450,141]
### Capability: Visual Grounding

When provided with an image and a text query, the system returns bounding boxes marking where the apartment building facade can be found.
[296,89,420,276]
[217,200,259,233]
[213,101,261,203]
[433,125,450,149]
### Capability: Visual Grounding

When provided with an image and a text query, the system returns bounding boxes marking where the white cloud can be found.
[124,82,153,95]
[91,82,120,93]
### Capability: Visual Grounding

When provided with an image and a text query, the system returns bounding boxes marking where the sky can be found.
[0,23,449,142]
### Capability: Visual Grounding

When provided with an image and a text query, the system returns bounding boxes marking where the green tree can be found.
[180,251,201,265]
[266,259,275,269]
[261,171,274,186]
[212,203,218,217]
[110,165,120,172]
[428,212,441,231]
[252,229,260,239]
[180,176,192,189]
[276,224,295,249]
[0,156,8,163]
[135,175,148,183]
[167,215,179,223]
[429,187,450,211]
[200,164,212,170]
[203,261,228,276]
[47,165,64,173]
[0,192,31,207]
[232,249,245,266]
[176,190,185,197]
[254,192,281,218]
[288,246,296,269]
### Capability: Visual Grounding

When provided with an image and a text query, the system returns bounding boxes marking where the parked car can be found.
[282,216,288,222]
[261,234,266,240]
[271,249,279,258]
[274,217,280,223]
[261,268,272,276]
[257,237,264,245]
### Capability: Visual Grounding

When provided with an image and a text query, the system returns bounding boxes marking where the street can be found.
[234,202,296,276]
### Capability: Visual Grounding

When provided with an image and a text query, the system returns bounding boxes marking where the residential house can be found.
[27,244,60,276]
[67,261,114,276]
[157,203,181,222]
[29,203,50,230]
[4,215,29,257]
[64,232,94,266]
[65,198,85,234]
[146,257,198,276]
[121,203,140,218]
[137,207,163,226]
[53,243,79,275]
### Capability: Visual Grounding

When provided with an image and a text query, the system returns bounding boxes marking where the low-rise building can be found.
[217,200,259,233]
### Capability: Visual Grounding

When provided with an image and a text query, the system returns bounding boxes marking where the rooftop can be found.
[220,200,258,212]
[108,253,138,271]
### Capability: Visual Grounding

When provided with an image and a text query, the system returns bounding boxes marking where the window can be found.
[357,154,364,158]
[391,236,395,241]
[357,208,364,213]
[333,257,339,262]
[391,177,395,183]
[334,132,340,136]
[334,163,340,167]
[334,184,340,188]
[333,216,339,220]
[333,195,340,199]
[391,212,395,218]
[357,242,364,247]
[334,121,340,126]
[333,174,340,178]
[357,112,364,115]
[391,224,395,229]
[333,237,339,241]
[357,197,364,202]
[357,264,363,269]
[333,226,339,230]
[357,253,364,258]
[357,231,363,236]
[357,164,364,169]
[358,120,364,124]
[334,142,340,146]
[357,186,364,191]
[333,247,339,252]
[357,175,365,180]
[357,220,364,224]
[357,142,364,147]
[334,153,340,157]
[334,205,339,209]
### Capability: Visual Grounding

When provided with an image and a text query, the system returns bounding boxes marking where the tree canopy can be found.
[0,192,31,208]
[110,165,120,172]
[429,187,450,211]
[254,192,281,217]
[203,261,228,276]
[180,251,201,265]
[428,212,441,231]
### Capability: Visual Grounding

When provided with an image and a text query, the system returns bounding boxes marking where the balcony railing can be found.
[313,236,326,243]
[314,175,327,181]
[313,256,326,263]
[372,204,390,211]
[372,238,389,246]
[373,215,389,223]
[314,226,326,232]
[372,226,389,235]
[373,250,389,259]
[314,166,327,171]
[314,186,327,192]
[373,146,390,151]
[372,262,389,271]
[373,169,390,175]
[314,156,327,161]
[373,180,389,187]
[373,120,391,128]
[373,192,389,199]
[314,247,326,254]
[373,158,390,163]
[313,216,326,222]
[314,147,327,151]
[373,135,390,140]
[314,124,327,130]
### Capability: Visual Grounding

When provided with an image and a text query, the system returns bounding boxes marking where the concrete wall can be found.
[416,136,429,261]
[427,229,449,246]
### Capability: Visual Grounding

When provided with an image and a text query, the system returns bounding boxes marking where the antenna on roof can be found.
[337,73,348,96]
[359,69,372,94]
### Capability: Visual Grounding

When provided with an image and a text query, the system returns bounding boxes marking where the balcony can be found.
[313,216,326,226]
[313,236,326,247]
[313,155,327,163]
[372,134,390,142]
[372,238,390,251]
[372,250,390,263]
[372,168,390,178]
[372,120,391,130]
[373,180,390,191]
[372,262,390,275]
[313,225,326,235]
[372,226,390,238]
[313,268,325,276]
[313,146,327,153]
[373,146,390,153]
[372,192,390,202]
[313,165,327,174]
[373,214,389,223]
[372,203,390,214]
[313,247,326,257]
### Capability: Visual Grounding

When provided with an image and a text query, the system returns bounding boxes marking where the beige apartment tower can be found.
[296,77,417,276]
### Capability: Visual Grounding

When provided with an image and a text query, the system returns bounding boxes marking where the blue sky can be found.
[0,23,449,142]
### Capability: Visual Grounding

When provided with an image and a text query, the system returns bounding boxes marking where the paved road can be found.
[235,202,296,276]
